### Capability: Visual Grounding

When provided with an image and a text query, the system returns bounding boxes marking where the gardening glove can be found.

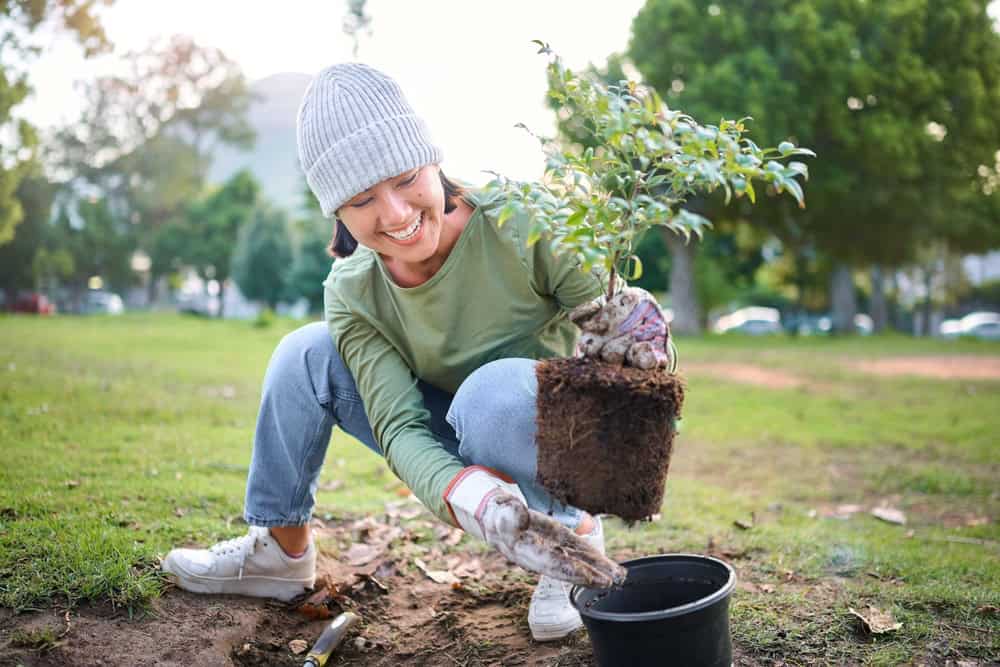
[570,286,675,371]
[444,466,626,588]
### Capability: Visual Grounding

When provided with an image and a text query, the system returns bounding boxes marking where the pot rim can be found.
[570,553,736,623]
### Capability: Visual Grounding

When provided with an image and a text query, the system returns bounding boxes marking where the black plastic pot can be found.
[571,554,736,667]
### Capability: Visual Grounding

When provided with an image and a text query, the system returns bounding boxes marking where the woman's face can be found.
[337,164,446,264]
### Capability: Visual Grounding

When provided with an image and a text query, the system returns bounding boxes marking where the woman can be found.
[162,63,631,642]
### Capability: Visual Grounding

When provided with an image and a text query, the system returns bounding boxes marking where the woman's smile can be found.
[383,212,425,244]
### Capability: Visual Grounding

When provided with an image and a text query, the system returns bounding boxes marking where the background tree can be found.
[149,169,260,315]
[287,181,333,313]
[0,0,113,245]
[51,35,256,300]
[43,195,136,308]
[629,0,1000,333]
[230,205,292,310]
[0,168,57,299]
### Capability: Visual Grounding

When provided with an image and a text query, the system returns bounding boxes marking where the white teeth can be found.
[385,214,422,240]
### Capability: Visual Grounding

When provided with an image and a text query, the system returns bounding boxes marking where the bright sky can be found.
[22,0,647,183]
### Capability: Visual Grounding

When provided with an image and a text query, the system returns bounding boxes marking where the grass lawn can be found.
[1,313,998,665]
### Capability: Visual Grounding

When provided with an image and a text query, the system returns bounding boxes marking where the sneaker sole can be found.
[529,614,583,642]
[163,558,314,601]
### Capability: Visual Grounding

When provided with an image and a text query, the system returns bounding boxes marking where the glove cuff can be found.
[442,466,524,539]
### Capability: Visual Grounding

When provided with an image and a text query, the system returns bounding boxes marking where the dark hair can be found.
[327,169,466,258]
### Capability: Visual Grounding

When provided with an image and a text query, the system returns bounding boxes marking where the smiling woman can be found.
[161,61,625,643]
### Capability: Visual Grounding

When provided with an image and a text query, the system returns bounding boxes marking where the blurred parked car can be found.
[81,290,125,315]
[940,311,1000,340]
[713,306,783,335]
[11,292,55,315]
[853,313,874,335]
[785,312,873,335]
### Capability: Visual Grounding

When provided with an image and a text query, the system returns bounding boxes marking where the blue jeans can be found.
[244,321,583,530]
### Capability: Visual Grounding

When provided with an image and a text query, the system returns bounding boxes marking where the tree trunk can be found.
[920,266,934,337]
[830,263,857,334]
[661,230,701,335]
[870,265,889,333]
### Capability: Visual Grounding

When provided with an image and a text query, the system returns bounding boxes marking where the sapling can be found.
[487,41,814,303]
[487,43,815,520]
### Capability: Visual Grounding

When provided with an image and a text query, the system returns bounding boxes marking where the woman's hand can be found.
[570,286,673,370]
[444,467,625,588]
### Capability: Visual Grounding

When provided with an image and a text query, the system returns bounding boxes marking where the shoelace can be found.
[535,576,570,601]
[208,531,260,579]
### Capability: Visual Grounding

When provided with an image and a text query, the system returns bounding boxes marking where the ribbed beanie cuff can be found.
[297,64,443,218]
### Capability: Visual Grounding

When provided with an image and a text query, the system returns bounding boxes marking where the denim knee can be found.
[447,357,537,464]
[263,321,335,404]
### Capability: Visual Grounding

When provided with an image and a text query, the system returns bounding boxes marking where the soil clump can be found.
[535,357,684,521]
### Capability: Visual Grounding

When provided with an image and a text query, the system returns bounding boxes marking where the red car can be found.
[12,292,56,315]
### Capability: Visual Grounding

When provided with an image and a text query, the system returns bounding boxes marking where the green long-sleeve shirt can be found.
[322,190,604,523]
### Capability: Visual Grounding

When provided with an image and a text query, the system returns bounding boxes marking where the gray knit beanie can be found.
[296,63,443,218]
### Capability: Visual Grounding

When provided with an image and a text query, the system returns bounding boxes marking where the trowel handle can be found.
[303,611,360,666]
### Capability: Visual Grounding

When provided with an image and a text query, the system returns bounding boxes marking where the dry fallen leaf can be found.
[414,558,460,585]
[344,543,382,567]
[734,517,754,530]
[977,604,998,616]
[849,605,902,634]
[65,480,80,488]
[296,587,337,620]
[871,506,907,525]
[288,639,308,654]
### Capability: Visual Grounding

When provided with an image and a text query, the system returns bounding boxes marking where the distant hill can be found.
[208,72,311,214]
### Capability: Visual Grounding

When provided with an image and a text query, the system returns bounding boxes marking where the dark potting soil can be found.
[535,357,684,521]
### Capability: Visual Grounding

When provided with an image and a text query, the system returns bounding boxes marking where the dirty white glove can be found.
[571,286,675,371]
[443,466,625,588]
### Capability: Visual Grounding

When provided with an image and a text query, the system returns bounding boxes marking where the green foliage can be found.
[628,0,1000,266]
[287,216,332,313]
[230,205,292,308]
[47,196,137,290]
[0,170,57,290]
[0,0,113,247]
[150,169,261,292]
[51,35,256,285]
[485,42,812,297]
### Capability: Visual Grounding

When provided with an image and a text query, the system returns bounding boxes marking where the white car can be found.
[940,311,1000,340]
[82,290,125,315]
[713,306,783,335]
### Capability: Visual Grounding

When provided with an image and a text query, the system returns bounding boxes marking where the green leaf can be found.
[782,177,806,209]
[566,208,587,228]
[625,254,643,280]
[787,161,809,180]
[527,222,544,246]
[496,202,516,228]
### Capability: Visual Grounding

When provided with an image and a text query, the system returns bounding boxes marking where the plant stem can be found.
[607,253,618,300]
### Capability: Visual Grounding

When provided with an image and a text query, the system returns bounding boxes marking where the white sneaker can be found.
[161,526,316,601]
[528,516,605,641]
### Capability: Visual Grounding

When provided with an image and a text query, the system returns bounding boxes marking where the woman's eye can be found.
[350,197,373,208]
[399,170,420,186]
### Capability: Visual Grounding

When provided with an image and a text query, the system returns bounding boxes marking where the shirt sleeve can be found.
[325,284,464,524]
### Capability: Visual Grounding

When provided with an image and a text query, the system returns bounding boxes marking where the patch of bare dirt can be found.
[0,503,601,667]
[850,355,1000,380]
[683,362,821,390]
[0,499,773,667]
